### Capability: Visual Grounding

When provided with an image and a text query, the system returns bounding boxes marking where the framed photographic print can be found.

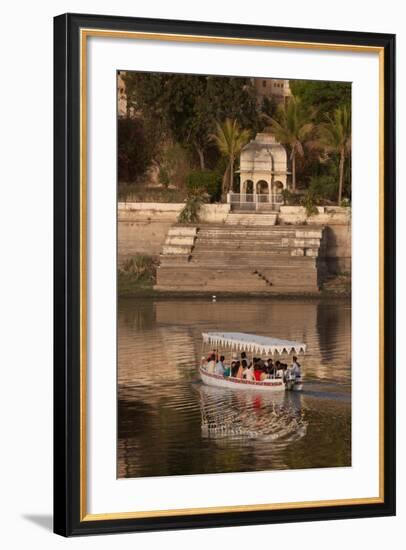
[53,13,396,536]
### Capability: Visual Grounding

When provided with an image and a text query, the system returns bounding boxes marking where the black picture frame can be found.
[54,12,396,537]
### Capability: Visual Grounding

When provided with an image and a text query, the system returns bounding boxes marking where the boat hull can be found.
[200,366,287,392]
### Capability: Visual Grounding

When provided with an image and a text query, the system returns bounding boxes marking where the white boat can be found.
[199,331,305,392]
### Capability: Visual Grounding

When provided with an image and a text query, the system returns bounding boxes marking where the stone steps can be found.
[194,238,293,246]
[157,267,318,287]
[191,250,320,261]
[156,223,326,293]
[193,244,320,255]
[197,227,323,237]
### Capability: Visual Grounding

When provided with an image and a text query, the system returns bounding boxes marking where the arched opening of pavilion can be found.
[256,180,270,194]
[235,179,254,210]
[241,179,254,195]
[256,180,271,205]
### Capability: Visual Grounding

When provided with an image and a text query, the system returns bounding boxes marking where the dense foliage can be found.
[118,73,352,205]
[117,118,157,182]
[123,73,258,173]
[185,170,222,203]
[290,80,351,123]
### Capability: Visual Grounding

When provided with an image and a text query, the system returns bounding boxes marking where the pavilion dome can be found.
[240,133,288,175]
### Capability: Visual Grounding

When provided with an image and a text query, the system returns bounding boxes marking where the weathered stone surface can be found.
[168,227,197,236]
[162,245,193,255]
[225,213,277,226]
[165,236,195,246]
[295,230,323,239]
[290,248,305,256]
[118,202,230,223]
[293,238,321,247]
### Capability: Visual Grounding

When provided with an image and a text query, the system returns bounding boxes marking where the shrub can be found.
[281,189,293,205]
[185,170,222,203]
[119,255,156,283]
[308,174,338,202]
[300,189,320,217]
[178,192,207,224]
[281,188,301,206]
[158,167,170,187]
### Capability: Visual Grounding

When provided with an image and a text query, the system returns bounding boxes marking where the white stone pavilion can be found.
[230,133,290,209]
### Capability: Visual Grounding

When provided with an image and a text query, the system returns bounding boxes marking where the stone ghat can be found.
[155,224,327,293]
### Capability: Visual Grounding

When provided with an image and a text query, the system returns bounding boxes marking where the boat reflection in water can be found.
[197,384,307,444]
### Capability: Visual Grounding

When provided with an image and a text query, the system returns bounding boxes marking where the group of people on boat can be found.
[202,351,302,383]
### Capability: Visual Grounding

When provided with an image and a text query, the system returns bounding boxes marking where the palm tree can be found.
[210,118,251,198]
[263,97,314,192]
[318,106,351,205]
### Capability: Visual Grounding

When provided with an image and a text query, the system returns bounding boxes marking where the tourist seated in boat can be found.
[241,359,249,377]
[236,361,244,379]
[266,358,275,377]
[259,367,269,381]
[254,362,263,382]
[215,355,226,376]
[274,360,285,378]
[206,354,217,374]
[231,360,242,378]
[244,362,255,381]
[230,361,239,378]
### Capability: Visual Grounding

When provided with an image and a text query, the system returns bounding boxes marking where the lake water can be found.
[118,297,351,478]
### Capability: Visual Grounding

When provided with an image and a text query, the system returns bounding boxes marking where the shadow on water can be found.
[118,296,351,478]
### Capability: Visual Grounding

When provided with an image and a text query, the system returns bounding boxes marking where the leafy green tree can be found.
[210,118,251,197]
[123,73,259,171]
[318,106,351,204]
[260,96,278,124]
[290,80,351,123]
[117,118,156,183]
[264,97,314,191]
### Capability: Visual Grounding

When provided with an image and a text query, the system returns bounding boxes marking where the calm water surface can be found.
[118,297,351,478]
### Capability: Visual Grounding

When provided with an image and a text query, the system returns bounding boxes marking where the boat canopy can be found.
[202,332,306,355]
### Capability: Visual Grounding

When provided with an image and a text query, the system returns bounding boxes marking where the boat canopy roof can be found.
[202,332,306,355]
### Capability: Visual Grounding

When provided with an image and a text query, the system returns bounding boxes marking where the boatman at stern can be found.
[291,356,302,378]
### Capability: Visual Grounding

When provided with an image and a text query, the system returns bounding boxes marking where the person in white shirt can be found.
[275,360,284,378]
[215,356,226,376]
[245,364,255,381]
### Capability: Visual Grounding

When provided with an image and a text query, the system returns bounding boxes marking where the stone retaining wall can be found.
[118,202,351,274]
[118,203,230,262]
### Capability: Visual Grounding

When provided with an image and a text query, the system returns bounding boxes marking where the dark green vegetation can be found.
[118,73,351,206]
[185,170,222,203]
[118,255,157,296]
